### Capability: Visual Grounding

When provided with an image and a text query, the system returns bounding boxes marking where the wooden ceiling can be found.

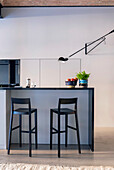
[0,0,114,7]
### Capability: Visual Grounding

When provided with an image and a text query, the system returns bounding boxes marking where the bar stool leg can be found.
[29,113,32,157]
[65,114,68,147]
[35,110,37,149]
[8,112,13,155]
[75,112,81,154]
[19,115,22,147]
[58,114,60,158]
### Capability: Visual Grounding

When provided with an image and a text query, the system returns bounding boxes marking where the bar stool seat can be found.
[51,108,75,114]
[8,98,38,157]
[14,108,37,115]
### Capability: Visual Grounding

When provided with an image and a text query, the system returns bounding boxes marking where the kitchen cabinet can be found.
[21,60,39,87]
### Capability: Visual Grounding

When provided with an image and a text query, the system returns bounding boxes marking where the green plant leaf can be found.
[76,71,90,80]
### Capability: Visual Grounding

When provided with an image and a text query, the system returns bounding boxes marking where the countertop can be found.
[0,87,94,90]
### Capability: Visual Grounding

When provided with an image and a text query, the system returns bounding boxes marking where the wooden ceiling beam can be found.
[1,0,114,7]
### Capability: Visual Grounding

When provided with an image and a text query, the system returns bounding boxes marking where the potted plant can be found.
[76,71,90,87]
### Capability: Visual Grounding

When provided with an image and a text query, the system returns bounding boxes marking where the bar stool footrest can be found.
[52,127,66,134]
[67,125,77,131]
[21,126,36,133]
[12,125,20,131]
[52,127,58,132]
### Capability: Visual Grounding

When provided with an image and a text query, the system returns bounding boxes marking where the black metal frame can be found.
[50,98,81,158]
[7,98,38,157]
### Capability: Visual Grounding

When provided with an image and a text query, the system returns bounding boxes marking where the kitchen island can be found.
[0,87,94,152]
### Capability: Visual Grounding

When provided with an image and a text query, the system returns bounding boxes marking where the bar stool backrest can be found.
[11,98,31,113]
[58,98,77,111]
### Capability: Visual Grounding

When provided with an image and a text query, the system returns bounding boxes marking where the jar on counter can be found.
[26,78,31,88]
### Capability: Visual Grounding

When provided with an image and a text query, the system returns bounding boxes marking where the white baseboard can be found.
[0,145,6,150]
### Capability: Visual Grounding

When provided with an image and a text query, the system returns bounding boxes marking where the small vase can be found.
[79,79,88,87]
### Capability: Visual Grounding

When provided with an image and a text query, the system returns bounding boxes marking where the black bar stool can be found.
[8,98,38,157]
[50,98,81,158]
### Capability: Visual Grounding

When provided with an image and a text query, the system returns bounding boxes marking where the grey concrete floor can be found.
[0,128,114,167]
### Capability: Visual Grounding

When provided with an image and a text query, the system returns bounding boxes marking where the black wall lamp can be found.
[58,29,114,62]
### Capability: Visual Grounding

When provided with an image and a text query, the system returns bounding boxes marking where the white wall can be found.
[0,7,114,127]
[20,58,81,87]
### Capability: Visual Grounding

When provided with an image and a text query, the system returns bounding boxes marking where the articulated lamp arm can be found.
[58,29,114,62]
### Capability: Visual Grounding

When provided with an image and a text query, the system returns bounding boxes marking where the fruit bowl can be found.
[65,78,78,88]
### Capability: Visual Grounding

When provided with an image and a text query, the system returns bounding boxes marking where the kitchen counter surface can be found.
[0,87,94,90]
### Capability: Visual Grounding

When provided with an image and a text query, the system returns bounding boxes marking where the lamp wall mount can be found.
[85,29,114,55]
[85,37,106,55]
